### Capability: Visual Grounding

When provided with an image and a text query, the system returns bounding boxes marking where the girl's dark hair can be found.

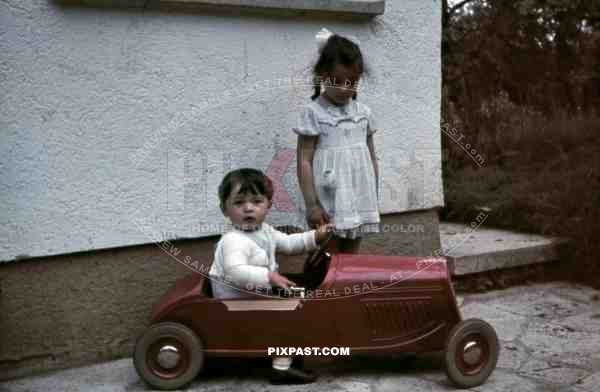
[218,168,274,209]
[312,34,364,100]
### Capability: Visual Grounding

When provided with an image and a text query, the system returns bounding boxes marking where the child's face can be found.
[321,63,362,105]
[223,184,271,232]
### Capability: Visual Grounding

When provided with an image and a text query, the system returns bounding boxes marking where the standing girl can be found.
[294,28,380,254]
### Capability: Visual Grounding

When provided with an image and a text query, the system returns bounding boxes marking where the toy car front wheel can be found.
[133,322,204,390]
[444,318,499,389]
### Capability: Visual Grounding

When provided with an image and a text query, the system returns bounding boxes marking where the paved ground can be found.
[2,283,599,392]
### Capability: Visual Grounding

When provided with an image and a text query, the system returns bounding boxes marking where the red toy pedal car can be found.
[133,238,499,390]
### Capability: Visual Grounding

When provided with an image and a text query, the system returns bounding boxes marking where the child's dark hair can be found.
[218,168,274,210]
[312,34,364,100]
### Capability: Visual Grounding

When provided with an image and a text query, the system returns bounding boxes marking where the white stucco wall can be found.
[0,0,443,261]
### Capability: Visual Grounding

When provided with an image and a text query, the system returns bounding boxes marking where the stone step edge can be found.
[447,238,573,276]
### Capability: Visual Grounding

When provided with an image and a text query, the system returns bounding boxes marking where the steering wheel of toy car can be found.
[304,232,334,273]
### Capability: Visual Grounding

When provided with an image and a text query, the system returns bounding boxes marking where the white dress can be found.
[293,94,380,238]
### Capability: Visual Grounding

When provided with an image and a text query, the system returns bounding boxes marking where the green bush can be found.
[441,99,600,288]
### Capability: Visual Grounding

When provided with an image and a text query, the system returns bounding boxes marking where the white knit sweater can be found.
[208,223,318,299]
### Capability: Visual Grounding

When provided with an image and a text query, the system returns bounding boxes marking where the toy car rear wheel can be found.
[133,322,204,390]
[444,318,499,389]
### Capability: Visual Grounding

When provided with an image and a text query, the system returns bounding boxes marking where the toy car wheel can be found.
[133,322,204,390]
[444,318,499,388]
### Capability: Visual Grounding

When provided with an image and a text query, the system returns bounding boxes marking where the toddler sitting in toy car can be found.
[208,168,331,384]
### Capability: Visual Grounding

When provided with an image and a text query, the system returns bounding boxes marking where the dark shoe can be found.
[269,367,317,384]
[291,355,304,369]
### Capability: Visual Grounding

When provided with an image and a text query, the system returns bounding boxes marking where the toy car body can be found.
[134,250,499,390]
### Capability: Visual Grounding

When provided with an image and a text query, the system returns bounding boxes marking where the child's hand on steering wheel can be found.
[268,271,295,290]
[315,223,334,244]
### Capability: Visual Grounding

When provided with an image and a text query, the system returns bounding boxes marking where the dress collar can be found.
[317,94,354,117]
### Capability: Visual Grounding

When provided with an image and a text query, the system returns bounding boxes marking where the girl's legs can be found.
[331,237,362,254]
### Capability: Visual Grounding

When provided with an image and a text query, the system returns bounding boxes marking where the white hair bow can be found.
[316,28,333,53]
[315,27,361,53]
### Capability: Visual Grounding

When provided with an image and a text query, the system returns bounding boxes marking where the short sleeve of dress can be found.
[366,105,378,136]
[292,105,321,136]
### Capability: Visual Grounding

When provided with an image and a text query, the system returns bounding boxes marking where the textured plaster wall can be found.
[0,0,443,261]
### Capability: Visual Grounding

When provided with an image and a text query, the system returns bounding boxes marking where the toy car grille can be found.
[361,300,435,339]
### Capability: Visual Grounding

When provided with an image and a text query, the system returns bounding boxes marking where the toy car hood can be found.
[321,254,448,292]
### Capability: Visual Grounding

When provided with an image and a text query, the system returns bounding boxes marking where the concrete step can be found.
[440,222,570,276]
